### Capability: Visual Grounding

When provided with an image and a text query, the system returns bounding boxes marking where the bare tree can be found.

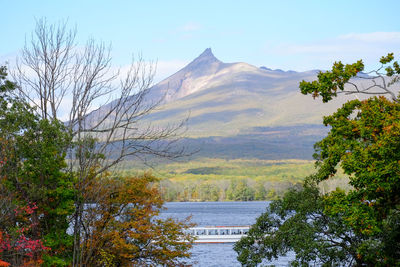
[13,18,187,266]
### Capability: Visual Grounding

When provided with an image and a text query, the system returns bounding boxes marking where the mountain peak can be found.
[199,48,214,57]
[187,48,220,68]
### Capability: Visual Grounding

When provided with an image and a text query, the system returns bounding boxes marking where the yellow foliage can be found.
[80,172,194,266]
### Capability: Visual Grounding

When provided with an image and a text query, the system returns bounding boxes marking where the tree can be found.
[12,19,189,265]
[14,18,185,169]
[1,66,75,266]
[196,183,220,201]
[254,181,267,200]
[78,172,194,266]
[300,54,400,264]
[299,53,399,103]
[236,54,400,265]
[234,181,365,266]
[226,180,254,201]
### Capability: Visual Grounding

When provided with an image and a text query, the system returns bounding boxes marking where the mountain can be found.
[88,48,361,160]
[259,66,298,74]
[142,48,356,138]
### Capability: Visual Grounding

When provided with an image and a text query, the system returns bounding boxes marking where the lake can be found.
[159,201,294,266]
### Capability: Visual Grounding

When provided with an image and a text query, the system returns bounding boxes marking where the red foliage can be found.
[0,203,50,266]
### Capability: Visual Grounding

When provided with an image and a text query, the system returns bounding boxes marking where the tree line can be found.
[159,178,297,202]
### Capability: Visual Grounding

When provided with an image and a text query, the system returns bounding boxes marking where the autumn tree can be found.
[79,172,194,266]
[11,19,190,266]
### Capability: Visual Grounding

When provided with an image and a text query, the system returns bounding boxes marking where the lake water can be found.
[159,201,294,266]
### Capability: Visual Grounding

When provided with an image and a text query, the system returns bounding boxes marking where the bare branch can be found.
[337,71,399,102]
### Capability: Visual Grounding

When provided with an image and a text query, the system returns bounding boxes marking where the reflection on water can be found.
[159,201,294,266]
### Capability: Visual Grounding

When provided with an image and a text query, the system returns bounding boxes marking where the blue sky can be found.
[2,0,400,81]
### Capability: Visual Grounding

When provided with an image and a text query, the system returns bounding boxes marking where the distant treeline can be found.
[158,178,301,202]
[121,158,350,202]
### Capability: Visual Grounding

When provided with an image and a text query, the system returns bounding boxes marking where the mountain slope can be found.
[143,48,356,137]
[86,48,363,160]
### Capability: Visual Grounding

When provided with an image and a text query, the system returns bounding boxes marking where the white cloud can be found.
[338,32,400,43]
[263,32,400,71]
